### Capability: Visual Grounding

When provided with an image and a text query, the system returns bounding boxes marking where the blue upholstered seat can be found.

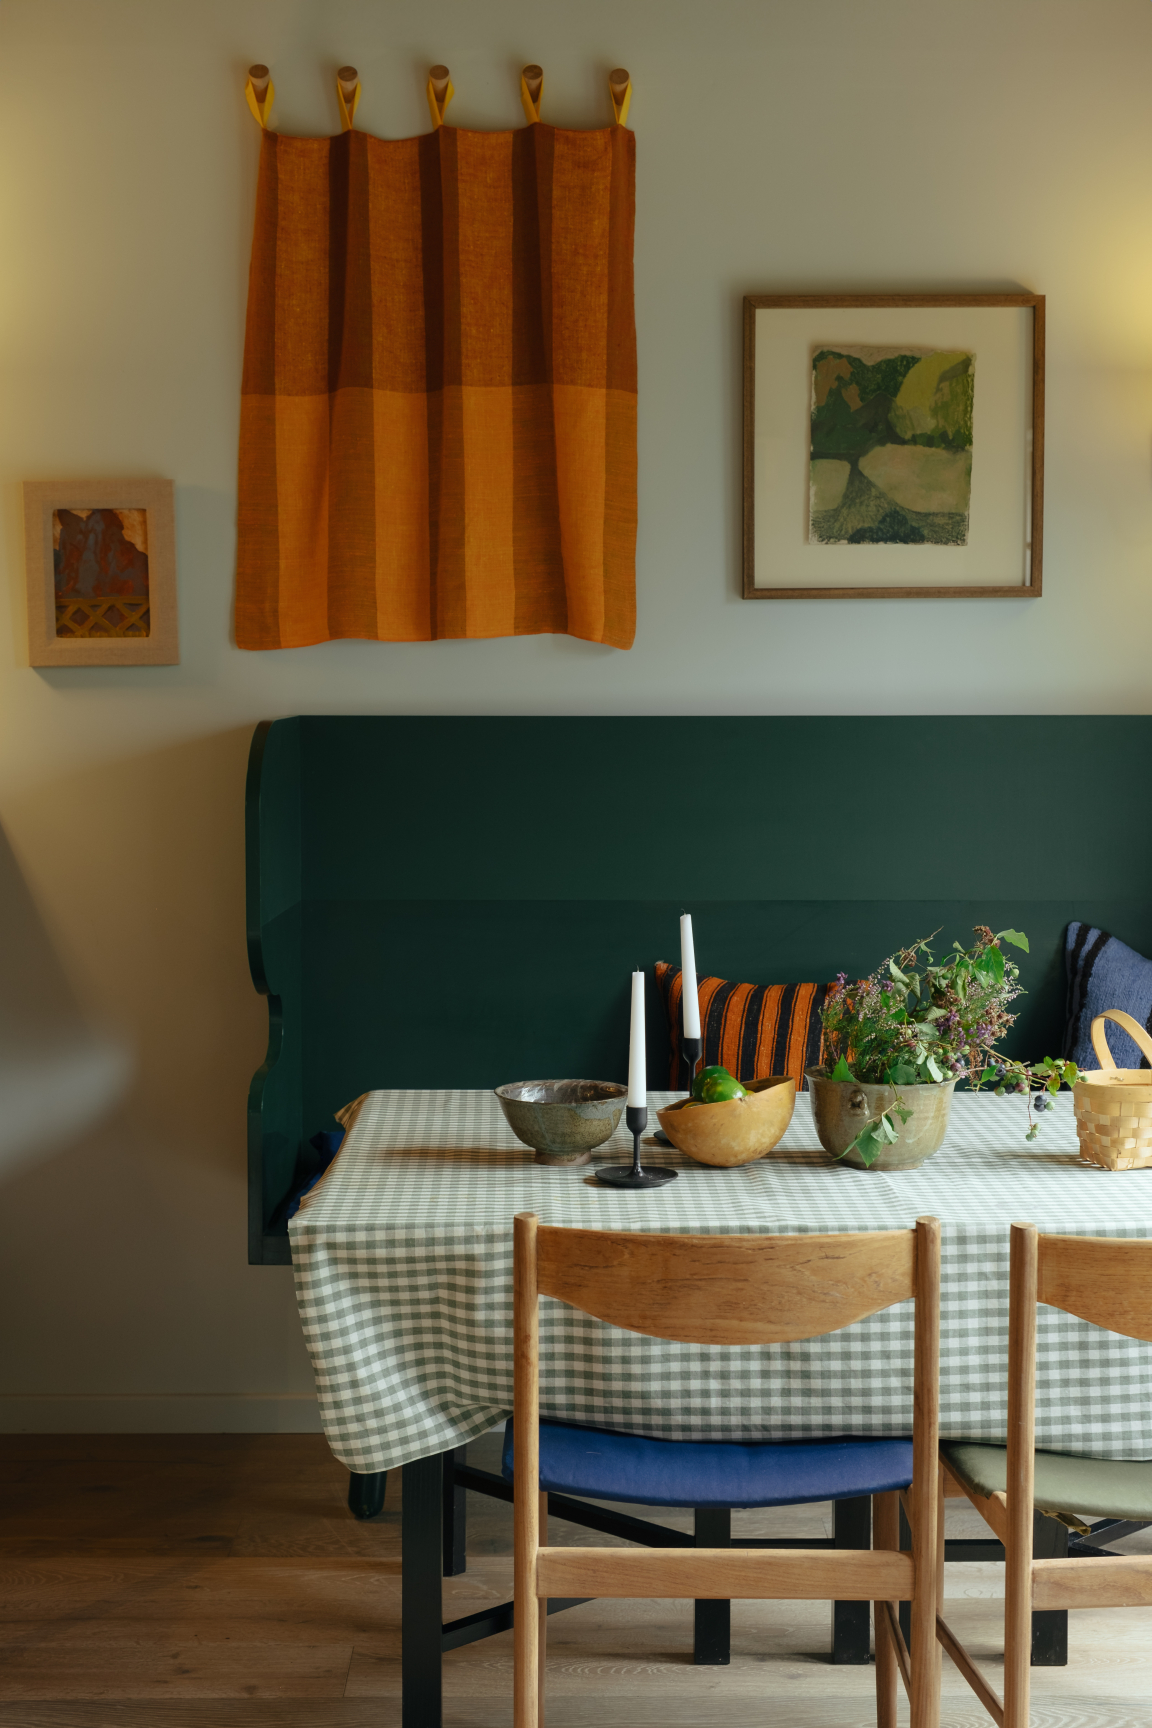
[501,1419,912,1510]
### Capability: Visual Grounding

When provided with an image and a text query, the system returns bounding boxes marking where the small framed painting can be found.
[742,293,1044,600]
[23,478,179,665]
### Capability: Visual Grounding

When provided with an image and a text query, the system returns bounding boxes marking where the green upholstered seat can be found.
[943,1440,1152,1522]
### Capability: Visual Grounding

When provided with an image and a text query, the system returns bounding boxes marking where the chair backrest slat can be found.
[535,1224,915,1344]
[1036,1235,1152,1343]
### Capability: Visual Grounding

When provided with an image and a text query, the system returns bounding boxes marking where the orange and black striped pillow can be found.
[654,963,828,1091]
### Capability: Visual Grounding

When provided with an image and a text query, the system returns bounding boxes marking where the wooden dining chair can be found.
[511,1212,943,1728]
[938,1224,1152,1727]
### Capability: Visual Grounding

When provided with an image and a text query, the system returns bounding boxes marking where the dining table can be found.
[289,1086,1152,1727]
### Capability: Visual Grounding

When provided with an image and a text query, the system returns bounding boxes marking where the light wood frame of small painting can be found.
[742,293,1045,600]
[23,479,178,665]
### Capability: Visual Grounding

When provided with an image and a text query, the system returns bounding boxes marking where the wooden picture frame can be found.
[23,478,179,665]
[742,293,1045,600]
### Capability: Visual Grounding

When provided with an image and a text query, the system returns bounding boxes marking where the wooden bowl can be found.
[656,1076,796,1167]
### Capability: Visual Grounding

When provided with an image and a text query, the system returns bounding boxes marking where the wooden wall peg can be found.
[609,67,632,126]
[521,64,544,124]
[427,64,454,129]
[336,64,360,131]
[245,64,274,129]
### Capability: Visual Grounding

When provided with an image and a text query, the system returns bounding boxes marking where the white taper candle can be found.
[680,913,701,1040]
[627,970,646,1107]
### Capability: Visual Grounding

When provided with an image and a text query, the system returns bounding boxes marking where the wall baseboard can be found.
[0,1394,322,1433]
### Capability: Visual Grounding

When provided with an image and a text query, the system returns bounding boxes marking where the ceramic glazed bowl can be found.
[656,1076,796,1167]
[495,1080,627,1166]
[805,1069,957,1170]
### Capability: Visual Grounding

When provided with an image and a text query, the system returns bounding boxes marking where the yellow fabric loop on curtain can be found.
[336,77,361,132]
[245,75,275,129]
[426,76,455,129]
[610,74,632,127]
[520,72,543,125]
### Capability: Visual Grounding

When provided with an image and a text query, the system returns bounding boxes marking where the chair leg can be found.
[908,1467,943,1728]
[514,1489,541,1728]
[693,1507,731,1664]
[1003,1509,1032,1728]
[873,1492,900,1728]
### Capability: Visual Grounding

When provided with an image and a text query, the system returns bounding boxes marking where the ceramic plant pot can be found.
[805,1069,957,1170]
[656,1075,796,1167]
[494,1080,627,1166]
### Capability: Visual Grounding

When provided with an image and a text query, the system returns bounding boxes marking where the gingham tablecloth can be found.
[289,1090,1152,1474]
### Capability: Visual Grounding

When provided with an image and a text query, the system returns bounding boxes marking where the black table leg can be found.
[442,1447,467,1576]
[403,1451,444,1728]
[693,1507,731,1664]
[899,1502,912,1653]
[831,1495,871,1664]
[1031,1510,1068,1666]
[347,1469,387,1521]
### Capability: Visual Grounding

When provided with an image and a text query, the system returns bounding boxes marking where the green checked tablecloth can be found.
[289,1090,1152,1475]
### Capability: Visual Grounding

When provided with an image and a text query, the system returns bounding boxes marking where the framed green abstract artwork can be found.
[742,293,1044,600]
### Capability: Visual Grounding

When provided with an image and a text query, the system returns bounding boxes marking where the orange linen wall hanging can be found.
[236,91,637,650]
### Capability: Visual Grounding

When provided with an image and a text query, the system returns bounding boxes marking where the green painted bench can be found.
[246,714,1152,1267]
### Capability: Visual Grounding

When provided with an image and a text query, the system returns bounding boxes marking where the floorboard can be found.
[0,1432,1149,1726]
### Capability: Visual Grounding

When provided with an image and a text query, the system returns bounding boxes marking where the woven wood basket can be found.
[1073,1009,1152,1170]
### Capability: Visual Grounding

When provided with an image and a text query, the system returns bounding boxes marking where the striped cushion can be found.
[1064,923,1152,1070]
[655,963,828,1091]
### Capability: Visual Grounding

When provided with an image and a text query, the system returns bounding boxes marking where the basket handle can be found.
[1090,1008,1152,1070]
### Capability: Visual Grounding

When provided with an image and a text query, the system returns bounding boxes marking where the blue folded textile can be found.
[501,1418,912,1509]
[286,1127,346,1220]
[1065,924,1152,1070]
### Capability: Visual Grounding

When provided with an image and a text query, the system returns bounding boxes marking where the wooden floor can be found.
[1,1432,1150,1726]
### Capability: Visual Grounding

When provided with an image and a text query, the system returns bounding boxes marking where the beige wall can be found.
[1,0,1151,1430]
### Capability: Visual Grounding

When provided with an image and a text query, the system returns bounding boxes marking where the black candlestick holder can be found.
[654,1033,703,1148]
[596,1104,678,1189]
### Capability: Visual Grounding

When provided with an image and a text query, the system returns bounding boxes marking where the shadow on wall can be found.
[1,726,268,1172]
[0,730,305,1421]
[0,817,129,1178]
